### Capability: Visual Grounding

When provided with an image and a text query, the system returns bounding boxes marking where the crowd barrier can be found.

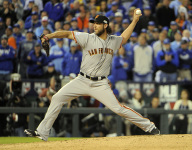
[0,107,192,136]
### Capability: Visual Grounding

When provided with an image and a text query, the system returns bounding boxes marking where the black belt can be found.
[80,72,106,81]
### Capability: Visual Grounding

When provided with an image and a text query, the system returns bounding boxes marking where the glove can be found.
[39,34,50,56]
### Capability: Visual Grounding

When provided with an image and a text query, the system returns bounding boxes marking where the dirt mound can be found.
[1,134,192,150]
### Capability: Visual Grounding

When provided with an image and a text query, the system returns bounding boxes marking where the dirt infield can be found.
[1,134,192,150]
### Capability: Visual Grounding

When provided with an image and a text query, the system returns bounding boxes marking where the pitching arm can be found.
[121,8,142,45]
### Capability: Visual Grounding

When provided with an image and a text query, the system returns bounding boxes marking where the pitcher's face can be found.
[94,23,105,36]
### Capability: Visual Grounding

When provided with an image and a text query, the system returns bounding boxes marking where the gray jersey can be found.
[72,31,123,77]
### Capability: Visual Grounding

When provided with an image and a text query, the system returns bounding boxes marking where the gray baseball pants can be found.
[37,75,155,141]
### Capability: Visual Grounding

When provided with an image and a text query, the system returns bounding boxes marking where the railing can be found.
[0,107,192,136]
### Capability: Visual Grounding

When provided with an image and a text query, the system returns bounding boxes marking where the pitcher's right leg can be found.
[36,76,88,141]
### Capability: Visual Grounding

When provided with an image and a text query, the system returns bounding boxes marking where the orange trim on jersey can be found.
[71,31,77,43]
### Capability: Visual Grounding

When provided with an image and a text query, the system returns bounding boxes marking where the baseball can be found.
[136,9,141,15]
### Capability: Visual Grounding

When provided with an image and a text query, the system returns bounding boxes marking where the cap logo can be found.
[95,15,99,19]
[103,20,107,24]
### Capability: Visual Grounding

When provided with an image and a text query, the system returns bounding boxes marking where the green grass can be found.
[0,137,81,144]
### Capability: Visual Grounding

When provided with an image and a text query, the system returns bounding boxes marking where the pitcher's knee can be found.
[111,105,123,115]
[51,93,68,103]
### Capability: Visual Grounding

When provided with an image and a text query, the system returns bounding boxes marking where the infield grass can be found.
[0,137,81,144]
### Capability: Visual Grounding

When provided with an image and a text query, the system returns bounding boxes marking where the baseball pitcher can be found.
[25,9,160,141]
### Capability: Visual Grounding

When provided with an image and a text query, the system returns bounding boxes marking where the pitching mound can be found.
[1,134,192,150]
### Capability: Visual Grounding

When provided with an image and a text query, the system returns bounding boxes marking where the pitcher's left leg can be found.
[90,83,155,133]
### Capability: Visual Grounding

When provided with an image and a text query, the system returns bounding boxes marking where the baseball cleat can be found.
[150,127,160,135]
[24,129,45,141]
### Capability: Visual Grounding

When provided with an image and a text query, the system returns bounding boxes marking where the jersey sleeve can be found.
[113,36,123,51]
[71,31,89,48]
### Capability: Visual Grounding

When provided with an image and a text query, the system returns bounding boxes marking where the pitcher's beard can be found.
[96,28,105,37]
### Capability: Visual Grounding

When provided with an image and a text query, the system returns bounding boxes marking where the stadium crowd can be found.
[1,0,192,137]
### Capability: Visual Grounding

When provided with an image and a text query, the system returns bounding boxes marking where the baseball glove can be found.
[40,34,50,56]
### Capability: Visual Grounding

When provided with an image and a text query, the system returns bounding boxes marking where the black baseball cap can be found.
[89,15,109,25]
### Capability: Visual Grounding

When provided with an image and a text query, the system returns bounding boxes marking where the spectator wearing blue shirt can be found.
[132,35,154,82]
[50,38,68,73]
[44,0,64,22]
[69,18,81,31]
[0,35,15,80]
[170,31,182,52]
[35,16,54,38]
[112,46,129,82]
[26,43,47,79]
[62,41,82,76]
[182,13,192,37]
[169,0,182,17]
[156,38,179,82]
[12,24,25,50]
[177,38,192,81]
[17,29,37,78]
[106,2,119,19]
[25,11,41,30]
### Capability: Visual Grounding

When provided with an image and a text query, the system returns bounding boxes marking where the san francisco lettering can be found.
[88,48,113,56]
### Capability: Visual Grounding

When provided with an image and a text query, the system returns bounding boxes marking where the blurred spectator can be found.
[62,41,82,76]
[35,16,54,38]
[0,17,5,38]
[69,0,80,17]
[177,37,192,81]
[22,0,36,21]
[11,0,24,20]
[12,23,25,49]
[136,6,158,34]
[62,0,70,15]
[175,6,188,32]
[3,73,27,136]
[148,28,159,46]
[112,46,129,82]
[24,11,41,30]
[99,0,108,15]
[182,29,192,41]
[132,35,154,82]
[44,62,60,79]
[0,35,15,80]
[146,21,156,42]
[153,32,167,57]
[171,89,192,134]
[114,12,123,28]
[17,19,25,35]
[120,19,129,34]
[156,0,176,29]
[168,21,180,42]
[155,38,179,82]
[26,42,47,78]
[161,26,169,35]
[77,10,89,31]
[40,11,55,30]
[169,0,182,17]
[24,0,43,13]
[44,0,64,22]
[5,16,13,27]
[70,17,81,32]
[140,28,147,38]
[127,6,135,24]
[63,21,71,31]
[129,90,145,109]
[144,97,162,129]
[5,26,17,50]
[17,29,36,78]
[50,38,68,73]
[54,21,62,31]
[0,0,17,25]
[90,6,98,19]
[182,13,192,37]
[170,31,182,52]
[87,21,94,34]
[106,1,119,19]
